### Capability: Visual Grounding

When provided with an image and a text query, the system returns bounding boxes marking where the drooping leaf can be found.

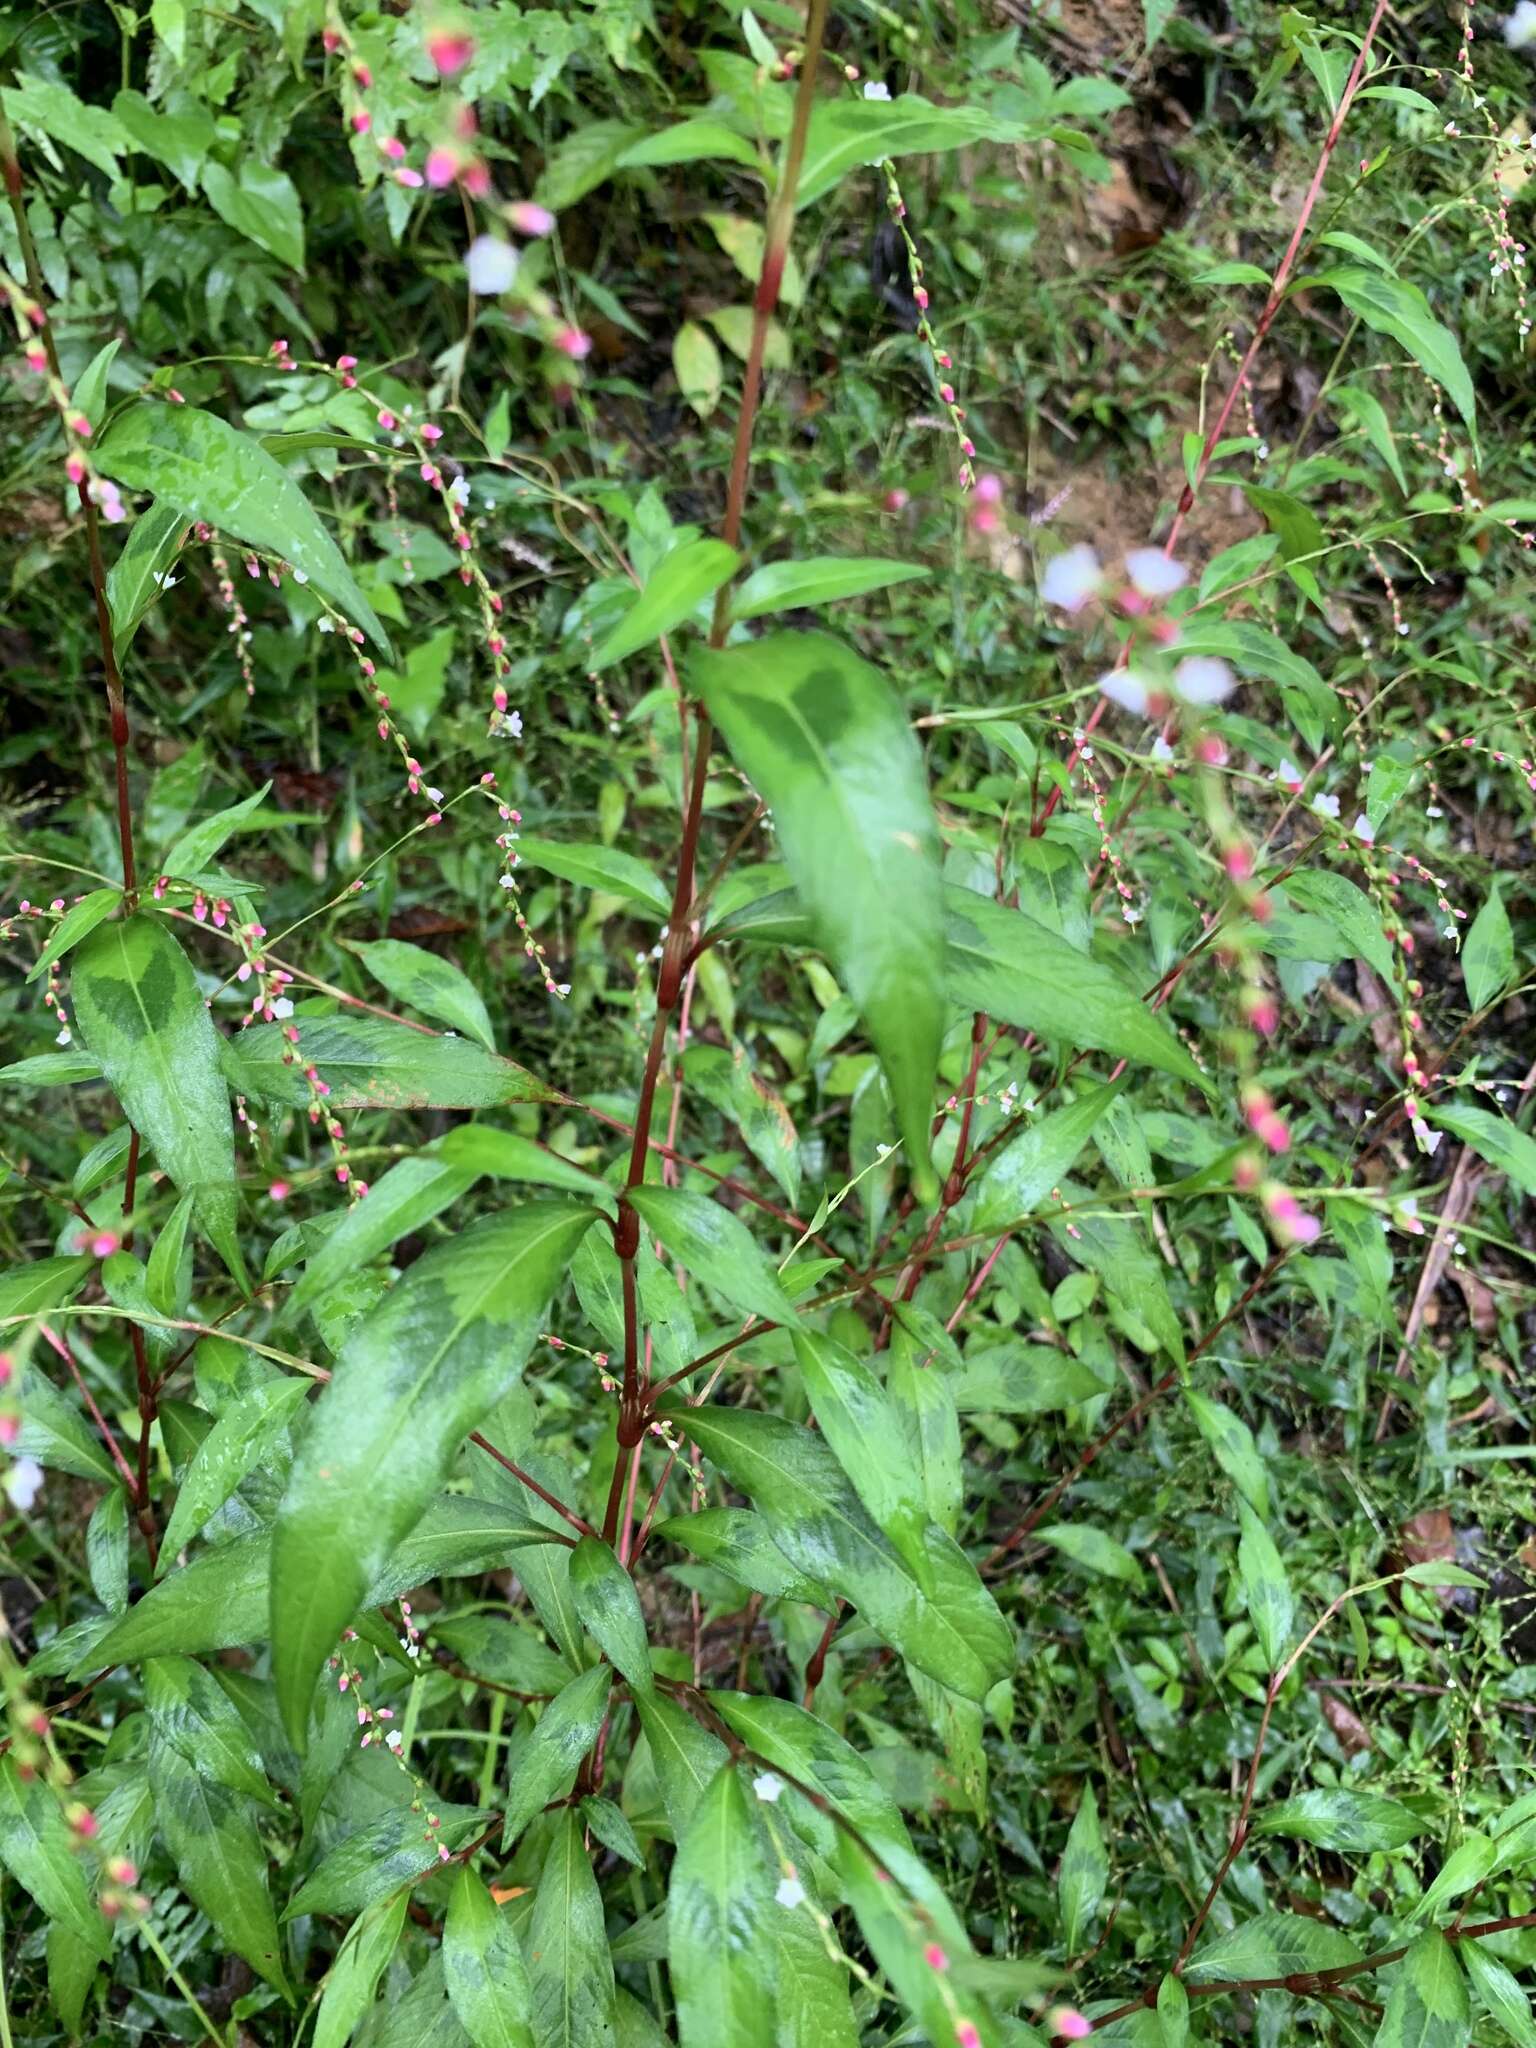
[201,160,305,269]
[667,1403,1012,1700]
[1284,869,1398,982]
[144,1657,278,1807]
[70,914,248,1286]
[527,1810,617,2048]
[289,1156,478,1315]
[1185,1392,1269,1518]
[794,1329,930,1569]
[943,889,1208,1094]
[628,1182,795,1327]
[286,1802,495,1920]
[672,324,725,420]
[1257,1787,1428,1851]
[224,1014,555,1110]
[794,95,1025,208]
[272,1202,598,1744]
[690,632,945,1198]
[1427,1102,1536,1199]
[18,1371,120,1486]
[1237,1501,1294,1671]
[972,1079,1126,1230]
[591,539,739,667]
[160,782,274,880]
[1374,1930,1469,2048]
[511,837,673,918]
[0,1758,111,1960]
[1315,268,1476,436]
[633,1691,730,1841]
[669,1762,779,2048]
[106,499,188,653]
[26,889,122,985]
[1412,1831,1495,1922]
[444,1864,535,2048]
[946,1345,1111,1415]
[344,937,497,1050]
[86,1487,130,1613]
[504,1665,612,1845]
[1035,1524,1145,1587]
[147,1739,289,1991]
[94,402,386,649]
[1185,1912,1362,1984]
[1462,1938,1536,2048]
[569,1537,654,1693]
[1463,884,1514,1011]
[730,556,930,621]
[157,1378,310,1567]
[437,1125,613,1203]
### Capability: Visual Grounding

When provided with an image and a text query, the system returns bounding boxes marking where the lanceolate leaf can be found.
[690,631,945,1199]
[668,1763,779,2048]
[157,1378,310,1566]
[1257,1788,1428,1851]
[1462,1938,1536,2048]
[1375,1930,1469,2048]
[793,1329,930,1569]
[286,1802,495,1920]
[528,1810,617,2048]
[509,839,672,918]
[94,402,387,649]
[289,1155,478,1315]
[144,1657,279,1807]
[70,914,248,1287]
[26,888,121,984]
[1186,1912,1362,1984]
[1314,268,1477,437]
[106,498,187,652]
[972,1078,1126,1230]
[1237,1501,1293,1670]
[591,539,739,668]
[344,937,497,1050]
[729,556,930,621]
[224,1014,556,1110]
[0,1759,111,1960]
[569,1537,654,1693]
[437,1126,613,1203]
[444,1864,535,2048]
[668,1403,1012,1700]
[654,1507,834,1607]
[504,1666,612,1844]
[1059,1785,1108,1954]
[1462,883,1514,1011]
[628,1182,795,1326]
[633,1691,730,1841]
[272,1202,599,1744]
[146,1739,289,1992]
[1428,1102,1536,1198]
[314,1895,409,2048]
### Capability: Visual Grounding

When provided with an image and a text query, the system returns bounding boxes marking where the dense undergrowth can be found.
[1,1,1535,2045]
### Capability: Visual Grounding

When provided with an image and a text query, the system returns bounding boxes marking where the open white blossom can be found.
[1352,813,1376,845]
[753,1772,784,1804]
[466,235,519,296]
[1124,547,1187,600]
[1099,667,1151,715]
[1040,543,1102,613]
[5,1458,44,1511]
[1506,0,1536,47]
[1313,792,1341,819]
[775,1877,807,1909]
[862,80,891,100]
[1173,655,1234,705]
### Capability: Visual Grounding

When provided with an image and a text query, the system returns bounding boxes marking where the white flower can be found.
[1124,547,1187,600]
[1412,1117,1444,1156]
[862,80,891,100]
[271,997,294,1020]
[426,786,444,805]
[466,235,519,296]
[1313,792,1340,819]
[5,1458,44,1511]
[1443,923,1457,940]
[1173,655,1235,705]
[775,1877,807,1909]
[1122,904,1143,925]
[152,570,179,591]
[1352,813,1376,845]
[292,569,308,585]
[1506,0,1536,46]
[753,1772,784,1804]
[490,709,524,740]
[1426,805,1443,818]
[498,874,517,890]
[55,1025,72,1046]
[1099,667,1151,715]
[450,476,471,507]
[317,617,334,634]
[1274,758,1303,790]
[1040,543,1103,613]
[1150,736,1174,762]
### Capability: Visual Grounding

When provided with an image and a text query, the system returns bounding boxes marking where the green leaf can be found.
[272,1203,598,1744]
[654,1507,833,1605]
[0,1758,110,1959]
[289,1156,477,1315]
[794,1329,930,1569]
[633,1691,730,1841]
[1186,1912,1361,1984]
[1462,1939,1536,2048]
[224,1014,554,1109]
[1427,1102,1536,1198]
[592,538,738,666]
[445,1865,535,2048]
[159,782,274,879]
[947,1346,1110,1415]
[580,1796,645,1869]
[1257,1788,1428,1851]
[111,88,212,190]
[72,339,122,433]
[669,1763,779,2048]
[201,160,305,270]
[569,1538,654,1694]
[504,1666,612,1843]
[1237,1501,1293,1670]
[2,74,127,179]
[1375,1930,1469,2048]
[691,632,945,1198]
[106,500,187,653]
[94,403,386,650]
[617,117,762,171]
[673,322,725,420]
[511,838,672,917]
[17,1370,119,1486]
[1284,870,1398,982]
[158,1378,310,1565]
[942,889,1208,1094]
[1157,1970,1189,2048]
[286,1802,494,1920]
[1186,1392,1269,1517]
[437,1126,613,1203]
[1463,884,1514,1010]
[628,1182,795,1326]
[344,937,496,1050]
[1412,1831,1495,1921]
[1314,268,1476,437]
[667,1403,1012,1700]
[314,1895,409,2048]
[144,1658,278,1807]
[147,1739,288,1991]
[795,95,1024,208]
[972,1078,1125,1230]
[25,889,123,986]
[535,119,649,208]
[1193,260,1270,285]
[1035,1524,1145,1587]
[1333,382,1407,493]
[730,556,930,622]
[528,1810,617,2048]
[146,1189,195,1317]
[1059,1784,1107,1954]
[87,1488,130,1613]
[71,914,247,1287]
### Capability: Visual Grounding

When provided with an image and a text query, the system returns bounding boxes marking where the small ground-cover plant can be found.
[1,2,1536,2046]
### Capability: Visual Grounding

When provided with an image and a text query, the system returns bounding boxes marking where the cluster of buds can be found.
[2,273,125,520]
[1241,1086,1292,1155]
[875,156,978,487]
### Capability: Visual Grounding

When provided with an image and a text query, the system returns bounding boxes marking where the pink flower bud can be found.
[924,1944,949,1971]
[395,167,425,188]
[1052,2011,1093,2041]
[956,2025,981,2048]
[322,27,341,51]
[425,147,458,188]
[974,473,1003,505]
[377,409,396,430]
[268,1181,290,1202]
[380,135,405,160]
[914,286,930,309]
[883,488,909,512]
[336,354,358,370]
[352,61,373,87]
[427,29,476,75]
[89,1231,121,1259]
[553,325,592,360]
[352,109,372,134]
[509,201,556,237]
[0,1416,19,1448]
